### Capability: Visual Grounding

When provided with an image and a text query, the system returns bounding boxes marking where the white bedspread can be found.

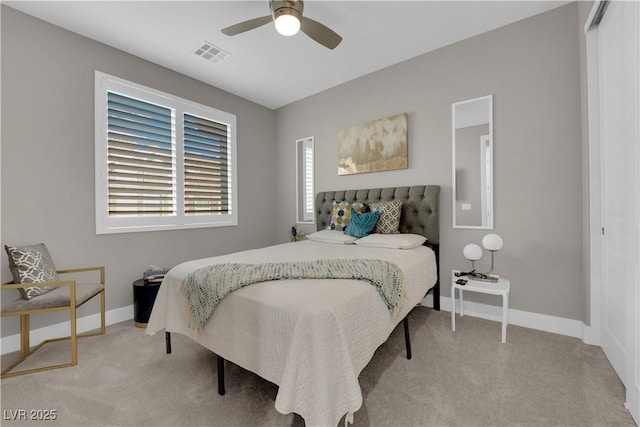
[146,240,437,426]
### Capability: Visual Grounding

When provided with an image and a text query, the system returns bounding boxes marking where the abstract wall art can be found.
[337,113,408,175]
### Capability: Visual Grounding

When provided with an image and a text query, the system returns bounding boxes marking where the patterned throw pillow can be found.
[370,200,402,234]
[328,201,368,232]
[344,209,381,238]
[5,243,59,300]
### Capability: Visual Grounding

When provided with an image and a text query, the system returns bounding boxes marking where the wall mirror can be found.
[452,95,494,229]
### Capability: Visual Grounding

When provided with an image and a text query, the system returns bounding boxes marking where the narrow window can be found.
[296,137,315,223]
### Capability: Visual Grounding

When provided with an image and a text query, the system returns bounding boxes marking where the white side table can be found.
[451,270,510,343]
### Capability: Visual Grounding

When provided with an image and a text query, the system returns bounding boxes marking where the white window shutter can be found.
[107,91,176,218]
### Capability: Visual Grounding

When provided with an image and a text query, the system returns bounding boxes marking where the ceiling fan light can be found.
[275,14,300,36]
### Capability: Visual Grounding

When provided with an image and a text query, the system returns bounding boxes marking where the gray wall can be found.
[275,3,585,321]
[1,7,277,335]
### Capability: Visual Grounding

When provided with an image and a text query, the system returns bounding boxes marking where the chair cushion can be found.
[3,282,104,313]
[4,243,59,300]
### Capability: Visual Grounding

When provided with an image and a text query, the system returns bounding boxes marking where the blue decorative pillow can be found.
[344,209,380,238]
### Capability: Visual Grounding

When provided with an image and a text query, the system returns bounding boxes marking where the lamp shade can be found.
[482,233,503,251]
[274,14,300,36]
[463,243,483,261]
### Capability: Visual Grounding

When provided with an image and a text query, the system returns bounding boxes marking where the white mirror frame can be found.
[452,95,494,229]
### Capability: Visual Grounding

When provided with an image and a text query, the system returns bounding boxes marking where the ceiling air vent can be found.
[194,41,231,63]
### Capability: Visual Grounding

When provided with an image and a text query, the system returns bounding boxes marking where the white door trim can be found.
[585,2,603,347]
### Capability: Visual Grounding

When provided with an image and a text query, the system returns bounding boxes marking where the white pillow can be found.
[306,230,359,245]
[355,233,426,249]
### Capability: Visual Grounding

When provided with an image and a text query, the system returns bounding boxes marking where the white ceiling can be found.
[5,1,570,109]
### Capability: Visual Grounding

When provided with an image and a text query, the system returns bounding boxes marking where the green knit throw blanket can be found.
[181,259,405,331]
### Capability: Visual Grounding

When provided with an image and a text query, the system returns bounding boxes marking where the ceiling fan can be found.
[221,0,342,50]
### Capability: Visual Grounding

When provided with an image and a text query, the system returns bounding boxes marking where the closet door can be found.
[593,0,640,423]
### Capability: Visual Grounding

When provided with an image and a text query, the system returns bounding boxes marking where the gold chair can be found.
[1,266,105,378]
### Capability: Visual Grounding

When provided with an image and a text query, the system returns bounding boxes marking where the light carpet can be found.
[1,308,635,426]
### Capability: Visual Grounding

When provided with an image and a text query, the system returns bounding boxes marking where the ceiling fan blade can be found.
[300,16,342,49]
[221,15,272,36]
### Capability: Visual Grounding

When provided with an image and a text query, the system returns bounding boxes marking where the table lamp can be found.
[462,233,503,282]
[462,243,483,271]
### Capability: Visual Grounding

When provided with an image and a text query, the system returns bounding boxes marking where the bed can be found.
[146,185,440,426]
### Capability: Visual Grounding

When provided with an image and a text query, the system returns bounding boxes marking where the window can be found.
[296,137,314,223]
[95,71,237,234]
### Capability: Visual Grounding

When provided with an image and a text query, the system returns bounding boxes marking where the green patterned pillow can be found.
[370,200,402,234]
[328,201,368,232]
[344,209,380,238]
[5,243,59,300]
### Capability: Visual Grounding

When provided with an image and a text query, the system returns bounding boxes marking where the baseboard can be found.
[581,323,600,346]
[421,296,593,343]
[1,305,134,355]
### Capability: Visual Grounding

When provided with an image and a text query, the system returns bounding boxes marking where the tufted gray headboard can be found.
[315,185,441,311]
[315,185,441,310]
[315,185,440,245]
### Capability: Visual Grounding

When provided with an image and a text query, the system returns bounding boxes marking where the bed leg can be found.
[165,332,172,354]
[217,355,225,396]
[403,317,412,360]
